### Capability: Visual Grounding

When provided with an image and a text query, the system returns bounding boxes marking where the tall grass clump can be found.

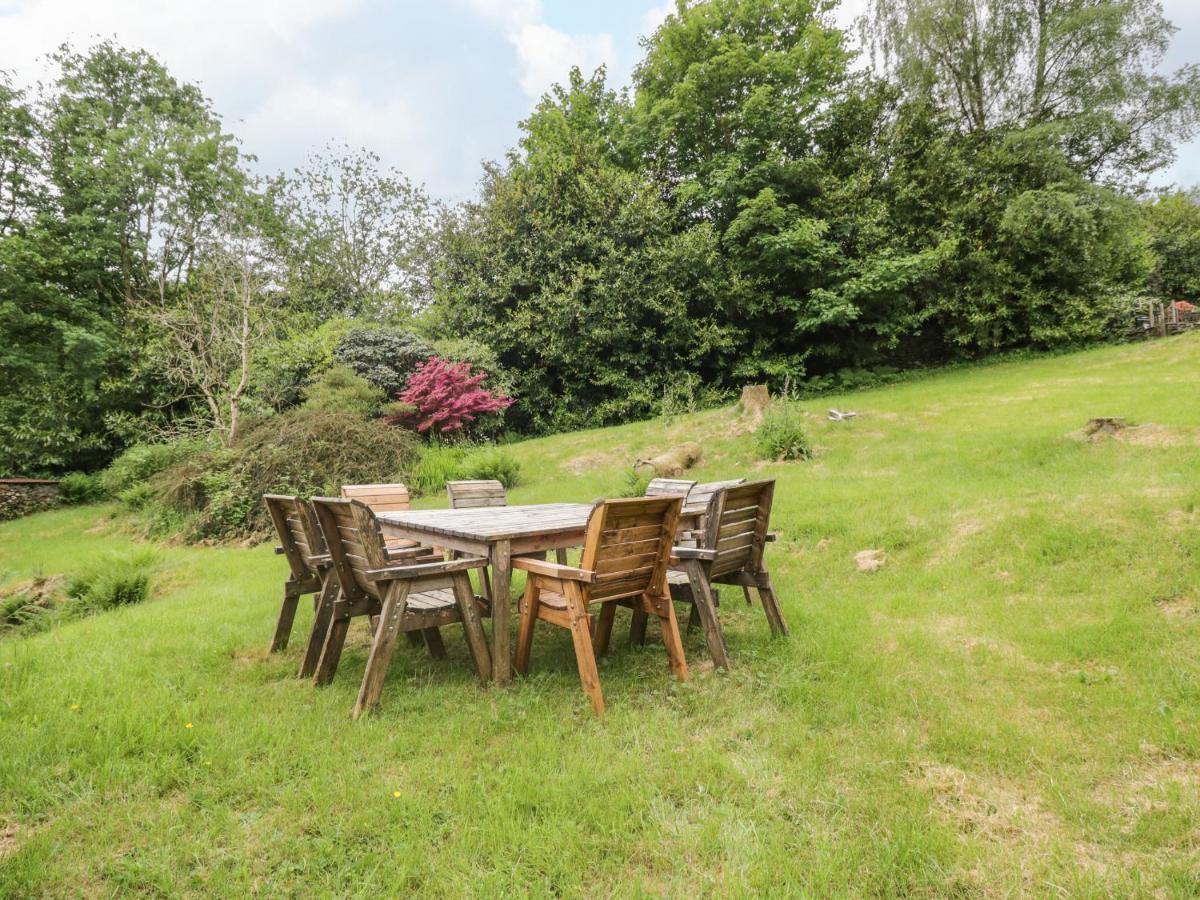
[63,550,157,618]
[755,403,812,461]
[407,443,523,495]
[101,439,207,496]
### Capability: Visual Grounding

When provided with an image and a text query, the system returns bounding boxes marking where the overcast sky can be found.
[1,0,1197,200]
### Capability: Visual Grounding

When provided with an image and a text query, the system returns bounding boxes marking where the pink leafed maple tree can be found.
[388,356,513,434]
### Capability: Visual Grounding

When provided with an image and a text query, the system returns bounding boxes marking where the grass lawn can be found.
[2,335,1198,896]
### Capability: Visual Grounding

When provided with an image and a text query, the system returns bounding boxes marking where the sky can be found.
[0,0,1197,201]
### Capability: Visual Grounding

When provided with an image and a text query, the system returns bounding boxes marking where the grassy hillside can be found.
[2,335,1198,896]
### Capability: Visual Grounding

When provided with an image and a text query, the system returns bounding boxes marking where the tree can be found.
[0,73,38,235]
[865,0,1200,180]
[432,68,737,432]
[134,203,279,443]
[269,146,435,321]
[1142,189,1200,300]
[333,327,434,398]
[390,356,513,435]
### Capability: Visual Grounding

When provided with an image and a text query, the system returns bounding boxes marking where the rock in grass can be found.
[855,549,887,573]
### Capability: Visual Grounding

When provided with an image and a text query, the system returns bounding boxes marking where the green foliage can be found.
[334,327,433,398]
[64,551,156,618]
[619,469,652,498]
[146,408,420,541]
[754,404,813,461]
[406,443,469,496]
[58,472,108,504]
[101,440,206,497]
[300,365,385,417]
[1143,190,1200,300]
[458,446,522,489]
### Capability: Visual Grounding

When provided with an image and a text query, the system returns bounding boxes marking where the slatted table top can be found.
[378,503,596,542]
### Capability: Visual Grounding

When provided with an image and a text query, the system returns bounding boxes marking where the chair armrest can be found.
[308,553,332,566]
[385,546,441,562]
[511,556,595,583]
[364,556,488,582]
[671,546,717,561]
[765,532,778,543]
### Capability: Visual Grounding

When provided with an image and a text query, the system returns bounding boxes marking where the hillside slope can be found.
[2,335,1198,896]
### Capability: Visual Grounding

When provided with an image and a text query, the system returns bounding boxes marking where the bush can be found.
[406,443,469,496]
[101,439,205,496]
[149,408,420,541]
[301,365,385,417]
[458,446,522,488]
[391,356,514,435]
[334,327,434,398]
[59,472,108,504]
[64,551,156,617]
[755,404,812,461]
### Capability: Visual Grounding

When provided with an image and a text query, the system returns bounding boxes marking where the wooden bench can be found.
[512,496,689,715]
[311,497,492,717]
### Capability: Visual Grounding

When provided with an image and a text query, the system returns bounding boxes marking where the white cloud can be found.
[640,1,676,39]
[464,0,617,100]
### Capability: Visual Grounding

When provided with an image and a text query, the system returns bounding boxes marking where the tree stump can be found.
[738,385,771,427]
[1084,417,1126,436]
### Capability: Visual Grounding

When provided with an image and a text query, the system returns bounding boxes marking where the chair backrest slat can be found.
[581,496,681,602]
[264,494,327,581]
[702,480,774,578]
[342,483,414,549]
[687,478,746,511]
[644,478,695,499]
[312,497,391,601]
[447,480,507,509]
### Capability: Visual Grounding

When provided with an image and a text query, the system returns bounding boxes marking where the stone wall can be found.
[0,479,62,521]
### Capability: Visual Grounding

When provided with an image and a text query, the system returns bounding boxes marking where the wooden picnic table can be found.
[377,500,711,684]
[377,503,593,684]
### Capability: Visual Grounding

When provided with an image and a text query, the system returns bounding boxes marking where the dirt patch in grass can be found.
[0,820,19,858]
[918,762,1058,845]
[1070,422,1200,448]
[1099,745,1200,830]
[561,451,623,474]
[929,515,986,566]
[1154,596,1198,618]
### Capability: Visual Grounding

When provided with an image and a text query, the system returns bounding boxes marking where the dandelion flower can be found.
[69,704,80,711]
[392,791,401,798]
[185,723,194,729]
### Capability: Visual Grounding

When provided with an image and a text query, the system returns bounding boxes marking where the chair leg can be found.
[629,609,649,646]
[742,584,754,606]
[270,582,302,652]
[298,574,338,678]
[685,562,730,670]
[593,602,616,656]
[514,579,540,676]
[685,604,701,633]
[756,568,789,637]
[353,581,410,718]
[565,583,604,715]
[649,592,689,683]
[405,631,423,647]
[422,628,447,659]
[313,595,353,687]
[451,572,492,682]
[555,548,569,565]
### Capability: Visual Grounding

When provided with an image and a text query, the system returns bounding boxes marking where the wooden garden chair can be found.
[512,496,689,715]
[342,482,444,651]
[448,479,570,578]
[685,478,745,514]
[446,479,507,509]
[310,497,492,718]
[264,494,335,659]
[659,480,788,670]
[643,477,696,499]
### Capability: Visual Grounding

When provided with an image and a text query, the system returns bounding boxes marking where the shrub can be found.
[150,408,420,541]
[64,551,156,618]
[301,365,385,417]
[620,469,652,498]
[59,472,108,504]
[391,356,514,435]
[755,404,813,461]
[458,446,522,488]
[101,439,205,496]
[406,443,469,496]
[334,327,434,398]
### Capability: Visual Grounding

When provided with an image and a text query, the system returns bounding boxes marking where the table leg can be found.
[490,540,513,684]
